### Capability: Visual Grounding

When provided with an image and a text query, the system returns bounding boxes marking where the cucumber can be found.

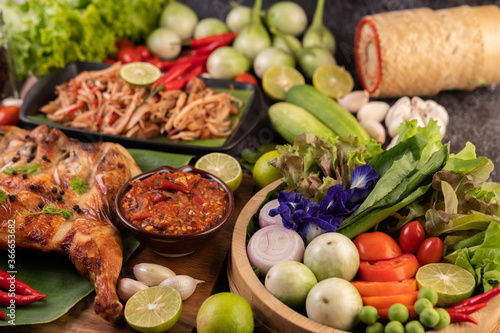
[268,102,335,144]
[285,84,370,142]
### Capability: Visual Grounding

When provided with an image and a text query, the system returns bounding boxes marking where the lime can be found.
[312,64,354,99]
[196,292,254,333]
[124,286,182,333]
[252,150,282,189]
[120,62,161,86]
[415,263,475,307]
[195,153,243,192]
[262,65,305,101]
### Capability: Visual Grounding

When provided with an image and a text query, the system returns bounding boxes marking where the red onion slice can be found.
[247,225,305,276]
[258,199,283,228]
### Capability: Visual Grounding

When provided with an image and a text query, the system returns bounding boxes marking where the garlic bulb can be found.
[117,278,148,301]
[133,263,176,286]
[159,275,204,300]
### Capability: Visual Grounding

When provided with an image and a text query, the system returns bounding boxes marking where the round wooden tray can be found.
[228,180,500,333]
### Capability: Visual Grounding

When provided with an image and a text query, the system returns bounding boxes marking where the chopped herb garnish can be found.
[70,176,89,194]
[3,160,45,175]
[21,204,73,218]
[0,190,7,204]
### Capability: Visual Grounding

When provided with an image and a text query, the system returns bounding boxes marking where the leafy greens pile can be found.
[0,0,163,80]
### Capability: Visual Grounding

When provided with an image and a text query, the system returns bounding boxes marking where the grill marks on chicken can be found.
[0,125,141,321]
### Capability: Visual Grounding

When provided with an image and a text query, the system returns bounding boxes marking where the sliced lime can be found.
[120,62,161,87]
[312,64,354,99]
[194,153,243,192]
[124,286,182,333]
[262,65,305,101]
[415,263,475,307]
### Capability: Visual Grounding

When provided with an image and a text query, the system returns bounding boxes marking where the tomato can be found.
[0,106,20,126]
[117,48,141,64]
[350,278,417,297]
[362,291,418,309]
[416,237,443,266]
[135,45,152,61]
[353,231,402,261]
[102,58,116,64]
[116,39,134,51]
[358,253,420,282]
[233,72,259,86]
[146,56,165,70]
[399,221,426,253]
[377,305,415,320]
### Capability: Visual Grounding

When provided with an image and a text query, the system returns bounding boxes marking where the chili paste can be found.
[121,171,228,235]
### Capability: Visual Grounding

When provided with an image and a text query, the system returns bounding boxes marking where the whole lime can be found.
[196,292,254,333]
[253,150,282,189]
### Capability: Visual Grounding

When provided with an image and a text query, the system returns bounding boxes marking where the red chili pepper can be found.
[188,32,238,48]
[131,211,153,221]
[446,303,488,315]
[0,290,46,306]
[450,286,500,309]
[0,269,42,296]
[152,62,192,89]
[184,33,238,56]
[175,54,210,67]
[0,309,5,321]
[66,102,85,116]
[447,312,478,325]
[148,193,167,203]
[162,65,203,91]
[158,180,190,194]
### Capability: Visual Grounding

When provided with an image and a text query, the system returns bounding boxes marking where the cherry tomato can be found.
[351,278,417,297]
[354,231,403,261]
[0,106,20,126]
[416,237,443,266]
[233,72,259,86]
[146,56,165,70]
[358,253,420,282]
[135,45,152,61]
[116,39,134,51]
[117,48,141,64]
[399,221,426,253]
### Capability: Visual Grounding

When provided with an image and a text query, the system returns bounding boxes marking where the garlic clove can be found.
[386,135,399,150]
[133,263,176,287]
[407,113,426,128]
[385,100,412,127]
[387,119,401,138]
[159,275,204,301]
[117,278,148,301]
[337,90,369,113]
[357,101,390,123]
[359,120,386,144]
[425,104,449,126]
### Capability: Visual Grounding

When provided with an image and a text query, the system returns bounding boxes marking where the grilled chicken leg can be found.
[0,125,141,321]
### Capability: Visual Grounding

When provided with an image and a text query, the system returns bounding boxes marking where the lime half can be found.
[415,263,475,307]
[125,286,182,333]
[312,64,354,99]
[195,153,243,192]
[262,65,305,101]
[120,62,161,86]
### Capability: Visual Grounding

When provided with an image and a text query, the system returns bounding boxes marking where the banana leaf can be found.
[0,148,193,325]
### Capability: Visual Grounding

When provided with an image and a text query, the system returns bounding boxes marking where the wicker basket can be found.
[228,180,500,332]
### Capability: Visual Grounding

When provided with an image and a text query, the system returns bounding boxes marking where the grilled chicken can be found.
[0,125,141,321]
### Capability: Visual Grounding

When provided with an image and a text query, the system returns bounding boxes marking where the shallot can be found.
[258,199,283,228]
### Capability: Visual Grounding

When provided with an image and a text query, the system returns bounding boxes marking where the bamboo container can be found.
[355,5,500,98]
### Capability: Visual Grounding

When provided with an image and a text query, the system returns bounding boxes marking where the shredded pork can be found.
[40,62,242,141]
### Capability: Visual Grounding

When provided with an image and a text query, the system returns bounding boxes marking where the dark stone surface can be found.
[185,0,500,181]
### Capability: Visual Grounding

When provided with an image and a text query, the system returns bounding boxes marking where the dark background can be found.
[184,0,500,182]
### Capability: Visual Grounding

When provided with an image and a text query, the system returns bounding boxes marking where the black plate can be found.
[20,62,264,155]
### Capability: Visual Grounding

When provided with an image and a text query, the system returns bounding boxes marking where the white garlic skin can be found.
[337,90,370,113]
[117,278,148,301]
[159,275,205,300]
[133,263,176,286]
[357,101,390,123]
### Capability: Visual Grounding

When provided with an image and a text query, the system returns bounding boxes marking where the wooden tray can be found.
[4,175,255,333]
[228,180,500,333]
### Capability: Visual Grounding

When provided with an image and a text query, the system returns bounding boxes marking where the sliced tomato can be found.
[353,231,402,261]
[362,291,418,309]
[377,305,415,319]
[358,253,420,282]
[350,278,417,297]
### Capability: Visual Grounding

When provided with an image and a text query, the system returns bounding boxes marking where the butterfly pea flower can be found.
[270,164,378,243]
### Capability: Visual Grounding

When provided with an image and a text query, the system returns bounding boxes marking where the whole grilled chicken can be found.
[0,125,141,321]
